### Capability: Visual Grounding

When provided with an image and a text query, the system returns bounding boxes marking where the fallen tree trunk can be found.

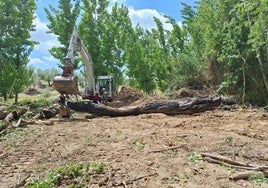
[67,96,221,117]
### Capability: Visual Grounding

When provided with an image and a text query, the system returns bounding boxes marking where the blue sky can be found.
[29,0,196,70]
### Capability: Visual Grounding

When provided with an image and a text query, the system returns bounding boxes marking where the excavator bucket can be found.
[53,75,80,95]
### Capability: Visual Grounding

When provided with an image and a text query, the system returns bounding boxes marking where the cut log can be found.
[67,96,221,117]
[0,107,8,120]
[34,105,60,119]
[4,107,29,125]
[34,104,70,119]
[0,107,29,132]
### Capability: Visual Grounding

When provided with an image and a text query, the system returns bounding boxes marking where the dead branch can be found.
[201,153,251,167]
[202,157,260,171]
[201,153,268,180]
[127,173,157,183]
[147,145,186,153]
[229,171,266,181]
[15,174,30,188]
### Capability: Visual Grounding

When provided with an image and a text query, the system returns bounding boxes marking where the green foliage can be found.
[133,141,145,150]
[0,0,36,102]
[43,0,268,105]
[19,97,52,108]
[45,0,80,68]
[221,164,236,174]
[36,68,60,86]
[224,136,234,143]
[34,98,53,108]
[188,152,202,163]
[0,127,39,141]
[26,162,105,188]
[248,173,268,185]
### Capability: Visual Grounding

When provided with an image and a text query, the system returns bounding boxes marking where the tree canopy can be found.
[0,0,36,102]
[1,0,268,105]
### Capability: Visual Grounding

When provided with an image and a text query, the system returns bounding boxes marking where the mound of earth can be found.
[110,86,145,107]
[170,86,215,99]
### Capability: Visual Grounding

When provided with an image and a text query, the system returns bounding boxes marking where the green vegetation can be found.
[133,141,145,150]
[188,152,202,163]
[1,0,268,105]
[19,97,53,108]
[224,136,234,143]
[0,127,40,142]
[221,164,236,174]
[248,173,268,185]
[26,162,105,188]
[0,0,36,103]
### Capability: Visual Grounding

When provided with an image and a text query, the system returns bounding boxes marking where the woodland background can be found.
[1,0,268,106]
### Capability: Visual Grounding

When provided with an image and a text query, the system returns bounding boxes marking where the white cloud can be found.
[28,57,45,66]
[31,15,60,52]
[28,56,59,70]
[29,15,60,69]
[43,55,56,62]
[110,0,126,4]
[128,7,172,30]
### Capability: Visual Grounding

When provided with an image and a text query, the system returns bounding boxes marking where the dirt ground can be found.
[0,89,268,187]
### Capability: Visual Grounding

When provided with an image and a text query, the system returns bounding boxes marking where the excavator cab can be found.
[97,76,115,101]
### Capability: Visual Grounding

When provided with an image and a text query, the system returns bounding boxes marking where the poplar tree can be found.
[0,0,36,102]
[45,0,80,68]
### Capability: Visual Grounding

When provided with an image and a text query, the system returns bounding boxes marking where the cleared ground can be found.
[0,106,267,187]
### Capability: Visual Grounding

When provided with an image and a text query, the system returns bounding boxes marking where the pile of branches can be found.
[201,153,268,180]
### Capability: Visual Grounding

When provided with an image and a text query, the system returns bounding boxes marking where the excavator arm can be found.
[53,29,96,98]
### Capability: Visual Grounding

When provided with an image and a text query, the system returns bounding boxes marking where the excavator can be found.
[53,29,115,103]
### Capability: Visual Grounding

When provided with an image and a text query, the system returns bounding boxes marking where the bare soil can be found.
[0,88,268,188]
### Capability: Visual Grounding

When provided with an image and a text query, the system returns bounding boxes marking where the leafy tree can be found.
[45,0,80,68]
[0,60,16,101]
[125,27,156,93]
[78,0,110,76]
[101,3,133,84]
[0,0,36,103]
[180,0,268,105]
[246,0,268,103]
[36,68,60,86]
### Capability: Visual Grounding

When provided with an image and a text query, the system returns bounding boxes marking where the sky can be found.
[29,0,197,70]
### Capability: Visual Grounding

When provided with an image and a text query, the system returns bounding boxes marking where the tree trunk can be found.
[67,96,221,117]
[246,9,268,96]
[3,92,8,102]
[256,52,268,94]
[14,93,19,104]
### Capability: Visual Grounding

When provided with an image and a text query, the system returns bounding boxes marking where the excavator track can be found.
[53,75,80,95]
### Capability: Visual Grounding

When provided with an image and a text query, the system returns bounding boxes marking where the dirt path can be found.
[0,108,267,187]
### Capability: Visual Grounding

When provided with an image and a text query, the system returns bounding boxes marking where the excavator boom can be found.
[53,29,95,97]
